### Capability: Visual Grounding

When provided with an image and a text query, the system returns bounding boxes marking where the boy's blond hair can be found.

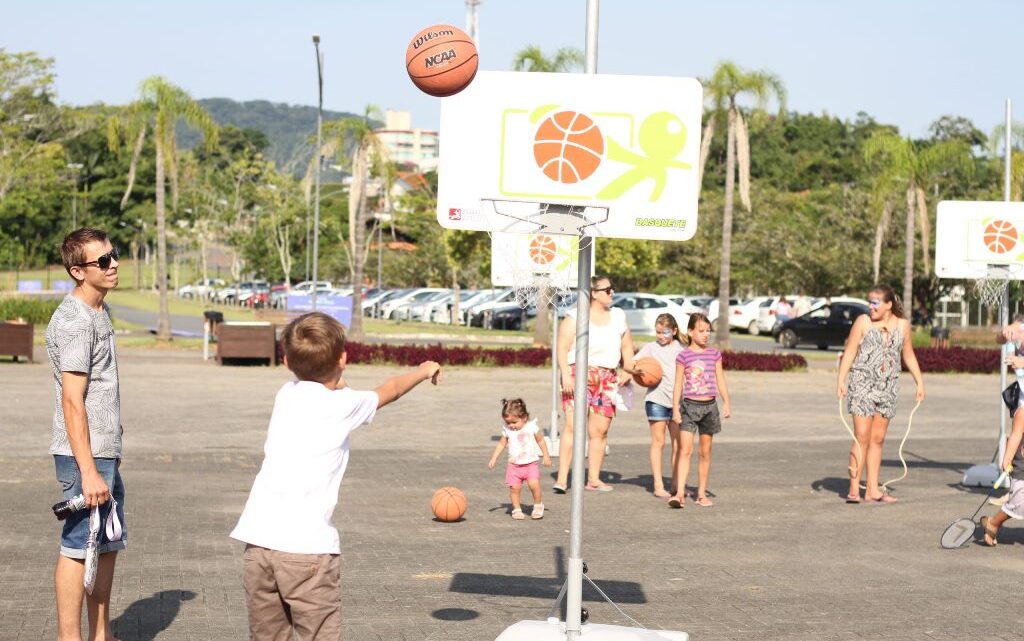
[282,312,346,383]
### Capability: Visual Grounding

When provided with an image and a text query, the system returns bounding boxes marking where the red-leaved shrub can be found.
[906,347,1000,374]
[722,351,807,372]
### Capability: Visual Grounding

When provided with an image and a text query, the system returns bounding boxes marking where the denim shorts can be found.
[645,401,673,422]
[54,455,127,559]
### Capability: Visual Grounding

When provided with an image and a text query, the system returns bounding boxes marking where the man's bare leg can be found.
[85,552,119,641]
[56,555,86,641]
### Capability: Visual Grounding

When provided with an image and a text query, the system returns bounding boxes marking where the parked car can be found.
[177,278,225,299]
[706,297,746,325]
[381,288,448,320]
[480,300,528,330]
[756,295,802,334]
[611,293,689,334]
[366,288,411,317]
[407,289,455,321]
[668,295,713,316]
[771,301,869,349]
[468,289,517,326]
[236,280,270,307]
[429,289,493,324]
[717,296,770,334]
[291,280,333,294]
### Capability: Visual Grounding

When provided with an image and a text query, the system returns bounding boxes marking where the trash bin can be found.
[203,310,224,342]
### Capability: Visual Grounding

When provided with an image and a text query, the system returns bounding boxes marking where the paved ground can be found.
[2,348,1022,640]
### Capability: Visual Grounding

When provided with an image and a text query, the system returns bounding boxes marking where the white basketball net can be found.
[973,266,1012,308]
[973,277,1010,308]
[510,269,573,310]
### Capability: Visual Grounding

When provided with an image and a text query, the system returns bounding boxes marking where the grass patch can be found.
[105,290,255,321]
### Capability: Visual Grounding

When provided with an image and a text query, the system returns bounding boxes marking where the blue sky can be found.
[3,0,1021,138]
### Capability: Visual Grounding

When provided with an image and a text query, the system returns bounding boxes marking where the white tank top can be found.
[566,307,627,369]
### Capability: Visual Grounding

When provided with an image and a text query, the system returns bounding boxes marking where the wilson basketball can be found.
[405,25,479,97]
[632,357,663,388]
[528,234,558,266]
[984,219,1018,254]
[431,486,467,522]
[533,111,604,183]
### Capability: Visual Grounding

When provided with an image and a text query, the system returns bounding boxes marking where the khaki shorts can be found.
[243,544,341,641]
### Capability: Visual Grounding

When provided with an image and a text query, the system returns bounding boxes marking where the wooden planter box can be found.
[216,322,277,365]
[0,322,34,362]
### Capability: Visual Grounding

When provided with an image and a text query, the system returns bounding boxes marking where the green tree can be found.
[699,61,786,348]
[109,77,218,340]
[511,45,583,73]
[863,132,972,304]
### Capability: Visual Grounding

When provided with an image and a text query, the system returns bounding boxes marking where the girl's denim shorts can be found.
[645,401,673,422]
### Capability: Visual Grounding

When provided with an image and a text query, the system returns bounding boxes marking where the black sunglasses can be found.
[77,247,120,270]
[593,286,614,294]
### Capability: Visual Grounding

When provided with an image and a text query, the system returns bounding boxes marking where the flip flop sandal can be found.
[667,497,684,509]
[695,496,714,507]
[584,484,613,493]
[867,494,897,504]
[845,494,862,504]
[653,490,672,499]
[980,516,999,546]
[552,484,567,495]
[532,504,545,520]
[511,508,525,520]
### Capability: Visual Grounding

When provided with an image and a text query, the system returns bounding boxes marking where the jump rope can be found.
[838,397,922,496]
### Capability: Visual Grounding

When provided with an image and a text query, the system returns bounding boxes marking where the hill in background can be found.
[176,98,377,176]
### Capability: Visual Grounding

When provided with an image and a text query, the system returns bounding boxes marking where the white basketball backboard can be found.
[437,71,703,241]
[935,200,1024,279]
[490,232,592,288]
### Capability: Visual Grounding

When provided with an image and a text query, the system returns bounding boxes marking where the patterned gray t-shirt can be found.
[46,294,121,458]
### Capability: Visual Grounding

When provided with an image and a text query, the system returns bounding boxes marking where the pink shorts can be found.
[505,461,540,487]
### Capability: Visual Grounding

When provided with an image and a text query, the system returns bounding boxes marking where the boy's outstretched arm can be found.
[375,361,442,409]
[1003,411,1024,471]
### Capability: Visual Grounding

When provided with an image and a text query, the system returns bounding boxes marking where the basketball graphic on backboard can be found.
[533,111,604,183]
[984,220,1018,254]
[528,234,558,265]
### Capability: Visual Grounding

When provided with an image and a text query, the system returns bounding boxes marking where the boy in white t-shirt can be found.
[230,312,441,641]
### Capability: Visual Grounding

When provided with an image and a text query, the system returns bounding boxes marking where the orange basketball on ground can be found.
[431,486,467,522]
[984,219,1018,254]
[528,234,558,266]
[533,111,604,183]
[405,25,479,97]
[632,357,663,388]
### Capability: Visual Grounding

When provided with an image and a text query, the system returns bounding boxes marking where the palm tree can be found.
[863,132,972,304]
[108,76,218,341]
[512,44,584,347]
[511,45,583,73]
[323,105,388,341]
[699,61,786,349]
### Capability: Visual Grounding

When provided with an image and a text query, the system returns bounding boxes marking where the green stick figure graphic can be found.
[596,112,691,202]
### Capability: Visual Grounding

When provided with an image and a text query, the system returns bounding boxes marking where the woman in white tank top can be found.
[553,276,635,493]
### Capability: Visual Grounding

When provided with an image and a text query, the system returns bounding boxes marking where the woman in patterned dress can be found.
[837,284,925,504]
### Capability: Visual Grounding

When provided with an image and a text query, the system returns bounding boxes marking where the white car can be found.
[668,295,713,316]
[291,280,334,294]
[756,295,801,334]
[407,289,455,321]
[177,278,225,299]
[467,289,517,326]
[713,296,769,334]
[611,292,689,335]
[429,289,495,323]
[381,288,448,320]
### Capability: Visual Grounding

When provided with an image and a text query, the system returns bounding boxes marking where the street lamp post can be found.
[67,162,83,229]
[312,34,324,312]
[373,211,392,289]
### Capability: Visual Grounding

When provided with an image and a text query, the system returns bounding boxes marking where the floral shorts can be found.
[561,364,618,418]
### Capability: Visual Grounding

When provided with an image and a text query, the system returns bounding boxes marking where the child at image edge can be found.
[670,313,731,509]
[230,312,441,641]
[488,398,552,520]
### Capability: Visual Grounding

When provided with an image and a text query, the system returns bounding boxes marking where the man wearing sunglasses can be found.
[45,228,126,641]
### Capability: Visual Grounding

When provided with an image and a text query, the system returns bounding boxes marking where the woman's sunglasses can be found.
[77,247,120,270]
[593,286,614,294]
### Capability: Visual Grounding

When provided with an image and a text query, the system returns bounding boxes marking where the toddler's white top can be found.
[503,419,541,465]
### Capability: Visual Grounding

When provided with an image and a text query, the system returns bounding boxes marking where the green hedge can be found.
[0,297,61,324]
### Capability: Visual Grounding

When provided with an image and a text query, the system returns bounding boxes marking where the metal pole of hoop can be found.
[564,3,599,639]
[998,98,1013,468]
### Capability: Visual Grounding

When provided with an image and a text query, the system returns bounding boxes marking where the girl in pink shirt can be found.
[670,313,731,509]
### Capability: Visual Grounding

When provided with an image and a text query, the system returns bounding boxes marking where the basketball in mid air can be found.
[632,357,663,388]
[431,486,467,522]
[406,25,479,97]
